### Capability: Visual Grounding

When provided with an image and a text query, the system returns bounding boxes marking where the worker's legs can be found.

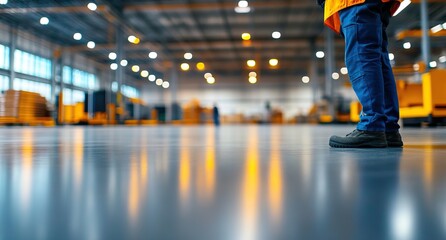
[380,3,401,132]
[339,0,386,131]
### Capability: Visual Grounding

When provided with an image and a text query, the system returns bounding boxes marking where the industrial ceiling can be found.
[1,0,445,82]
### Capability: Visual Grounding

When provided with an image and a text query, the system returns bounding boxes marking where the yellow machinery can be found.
[350,101,361,123]
[398,69,446,126]
[350,70,446,126]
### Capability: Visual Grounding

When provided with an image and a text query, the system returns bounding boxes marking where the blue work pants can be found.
[339,0,400,132]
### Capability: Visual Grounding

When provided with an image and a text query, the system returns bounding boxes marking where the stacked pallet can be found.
[182,99,202,124]
[0,90,53,126]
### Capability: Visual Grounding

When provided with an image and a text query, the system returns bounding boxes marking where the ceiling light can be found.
[340,67,348,75]
[269,58,279,67]
[302,76,310,83]
[439,56,446,63]
[73,33,82,40]
[128,35,137,43]
[87,3,97,11]
[162,81,170,89]
[235,1,250,13]
[184,53,193,60]
[207,77,216,84]
[131,65,140,72]
[413,64,420,71]
[403,42,411,49]
[87,41,95,49]
[393,0,411,16]
[110,63,118,70]
[238,0,249,8]
[431,24,443,34]
[247,60,256,67]
[120,60,128,67]
[429,61,437,68]
[141,70,149,78]
[148,75,156,81]
[204,73,212,79]
[272,31,281,39]
[389,53,395,61]
[249,77,257,84]
[40,17,49,25]
[316,51,325,59]
[332,72,340,80]
[108,52,117,60]
[241,33,251,41]
[196,62,205,71]
[0,0,8,5]
[156,79,163,86]
[249,72,257,78]
[181,63,190,71]
[235,6,251,13]
[148,52,158,59]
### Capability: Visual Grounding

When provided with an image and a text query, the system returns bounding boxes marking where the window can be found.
[63,66,72,84]
[111,81,118,92]
[0,75,9,92]
[111,82,139,98]
[0,44,9,70]
[73,90,85,103]
[70,67,99,90]
[13,78,51,100]
[122,85,139,99]
[62,88,86,105]
[14,49,52,79]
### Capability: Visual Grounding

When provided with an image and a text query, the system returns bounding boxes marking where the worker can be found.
[318,0,404,148]
[213,104,220,126]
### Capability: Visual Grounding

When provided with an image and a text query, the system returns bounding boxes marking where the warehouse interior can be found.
[0,0,446,239]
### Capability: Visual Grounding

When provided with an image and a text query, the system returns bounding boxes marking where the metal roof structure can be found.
[1,0,445,82]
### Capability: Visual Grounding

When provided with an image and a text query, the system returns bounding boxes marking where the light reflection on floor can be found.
[0,125,446,239]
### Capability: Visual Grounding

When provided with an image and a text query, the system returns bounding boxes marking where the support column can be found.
[9,26,16,89]
[324,28,335,118]
[309,40,319,104]
[51,48,62,104]
[169,65,180,121]
[420,0,431,72]
[115,25,125,123]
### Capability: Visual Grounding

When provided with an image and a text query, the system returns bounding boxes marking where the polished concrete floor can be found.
[1,125,446,240]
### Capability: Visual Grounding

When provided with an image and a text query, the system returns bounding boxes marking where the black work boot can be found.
[329,129,387,148]
[386,131,403,147]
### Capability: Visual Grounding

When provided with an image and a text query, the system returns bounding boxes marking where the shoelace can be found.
[346,129,361,137]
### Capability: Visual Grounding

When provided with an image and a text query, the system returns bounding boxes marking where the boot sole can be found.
[329,140,388,148]
[387,141,403,148]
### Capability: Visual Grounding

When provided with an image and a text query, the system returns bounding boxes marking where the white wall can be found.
[141,74,316,119]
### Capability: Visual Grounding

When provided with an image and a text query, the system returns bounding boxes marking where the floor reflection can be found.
[268,127,283,227]
[239,126,260,240]
[0,126,445,239]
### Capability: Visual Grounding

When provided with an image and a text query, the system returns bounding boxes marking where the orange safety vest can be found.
[324,0,401,34]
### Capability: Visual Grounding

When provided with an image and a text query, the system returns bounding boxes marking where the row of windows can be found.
[111,82,140,99]
[13,78,51,100]
[14,49,52,79]
[62,66,99,90]
[1,76,86,104]
[0,75,9,92]
[63,88,85,105]
[0,44,10,70]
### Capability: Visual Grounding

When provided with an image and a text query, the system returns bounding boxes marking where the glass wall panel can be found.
[0,44,10,70]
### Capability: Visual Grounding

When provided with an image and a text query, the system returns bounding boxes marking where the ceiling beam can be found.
[411,0,446,3]
[63,38,345,54]
[0,5,108,14]
[396,29,446,40]
[124,1,315,12]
